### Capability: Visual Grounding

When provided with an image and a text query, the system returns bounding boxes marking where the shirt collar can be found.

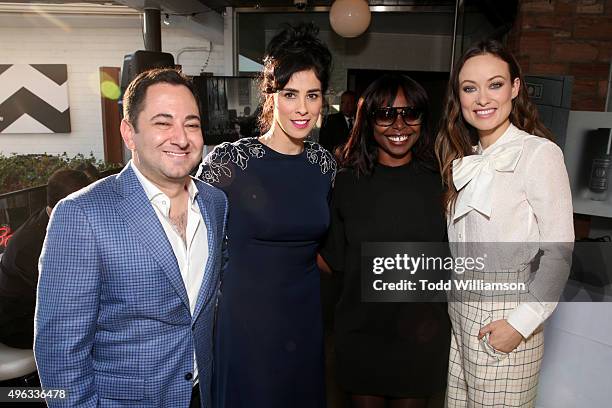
[477,122,521,155]
[130,160,198,205]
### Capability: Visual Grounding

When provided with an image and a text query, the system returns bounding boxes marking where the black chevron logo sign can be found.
[0,64,71,133]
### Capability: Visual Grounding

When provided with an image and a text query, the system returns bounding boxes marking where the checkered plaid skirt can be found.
[446,299,544,408]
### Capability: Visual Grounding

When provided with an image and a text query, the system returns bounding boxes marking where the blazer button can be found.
[185,372,193,381]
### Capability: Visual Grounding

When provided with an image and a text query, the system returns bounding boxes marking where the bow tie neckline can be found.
[451,124,525,221]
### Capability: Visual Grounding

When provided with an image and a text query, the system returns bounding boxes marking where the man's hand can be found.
[478,319,523,353]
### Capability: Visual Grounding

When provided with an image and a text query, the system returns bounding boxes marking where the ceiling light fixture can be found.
[329,0,371,38]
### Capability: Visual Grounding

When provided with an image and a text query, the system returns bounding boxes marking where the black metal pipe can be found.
[450,0,464,72]
[143,8,161,52]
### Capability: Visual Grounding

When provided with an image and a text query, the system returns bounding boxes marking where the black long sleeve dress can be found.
[320,160,451,398]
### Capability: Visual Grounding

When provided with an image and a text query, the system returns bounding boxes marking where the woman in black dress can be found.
[318,74,451,408]
[197,24,334,408]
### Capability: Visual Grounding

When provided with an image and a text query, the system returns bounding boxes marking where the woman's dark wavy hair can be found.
[434,39,553,215]
[338,74,434,177]
[258,23,332,134]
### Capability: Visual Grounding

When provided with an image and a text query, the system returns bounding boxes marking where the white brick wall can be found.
[0,13,225,160]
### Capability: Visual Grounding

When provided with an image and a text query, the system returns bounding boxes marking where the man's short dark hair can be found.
[122,68,200,132]
[341,90,356,99]
[46,169,90,208]
[74,162,100,182]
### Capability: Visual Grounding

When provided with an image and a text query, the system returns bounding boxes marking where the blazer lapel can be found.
[342,115,350,132]
[114,166,190,309]
[192,181,219,321]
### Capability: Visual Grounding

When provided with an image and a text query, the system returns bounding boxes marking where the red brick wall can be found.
[507,0,612,111]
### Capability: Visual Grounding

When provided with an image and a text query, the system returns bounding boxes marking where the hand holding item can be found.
[478,319,523,354]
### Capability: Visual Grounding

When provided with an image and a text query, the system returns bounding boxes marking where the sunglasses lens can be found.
[402,108,422,123]
[374,108,396,126]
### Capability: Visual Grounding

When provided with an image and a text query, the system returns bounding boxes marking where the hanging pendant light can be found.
[329,0,371,38]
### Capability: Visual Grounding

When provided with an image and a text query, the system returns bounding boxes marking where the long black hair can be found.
[338,74,434,177]
[258,23,332,134]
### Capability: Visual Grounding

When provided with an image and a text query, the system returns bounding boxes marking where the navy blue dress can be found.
[198,138,336,408]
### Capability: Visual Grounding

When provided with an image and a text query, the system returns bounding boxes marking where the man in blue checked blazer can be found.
[35,69,227,408]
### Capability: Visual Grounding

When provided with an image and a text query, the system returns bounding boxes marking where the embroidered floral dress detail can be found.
[198,138,336,184]
[198,138,264,183]
[304,141,337,179]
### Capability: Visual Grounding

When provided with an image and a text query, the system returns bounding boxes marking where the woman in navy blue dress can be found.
[197,24,334,408]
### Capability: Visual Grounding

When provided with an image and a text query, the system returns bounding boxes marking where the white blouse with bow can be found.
[449,123,575,338]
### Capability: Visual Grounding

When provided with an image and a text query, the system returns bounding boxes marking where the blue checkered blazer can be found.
[34,165,228,408]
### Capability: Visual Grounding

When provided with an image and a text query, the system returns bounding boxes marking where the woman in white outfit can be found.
[435,40,574,407]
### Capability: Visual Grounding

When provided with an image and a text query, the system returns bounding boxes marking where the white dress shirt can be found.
[344,115,353,130]
[131,161,209,380]
[448,124,574,338]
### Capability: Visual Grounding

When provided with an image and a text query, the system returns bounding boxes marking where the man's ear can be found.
[120,118,136,150]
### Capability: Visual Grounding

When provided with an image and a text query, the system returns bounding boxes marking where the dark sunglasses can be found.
[371,107,423,127]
